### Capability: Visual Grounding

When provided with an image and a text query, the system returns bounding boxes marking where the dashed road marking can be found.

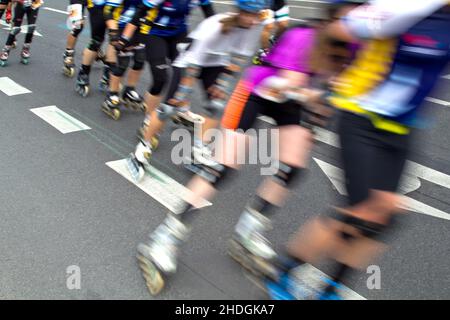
[30,106,91,134]
[0,77,31,96]
[106,159,212,213]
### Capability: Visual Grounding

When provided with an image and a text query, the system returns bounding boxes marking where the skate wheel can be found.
[21,59,29,65]
[137,254,165,296]
[111,108,121,120]
[64,67,75,78]
[77,86,90,97]
[140,103,147,112]
[0,61,7,67]
[150,137,159,150]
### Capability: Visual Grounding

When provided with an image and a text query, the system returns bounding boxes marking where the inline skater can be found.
[0,0,44,66]
[114,0,216,142]
[75,0,116,97]
[127,1,327,296]
[258,0,450,300]
[63,1,87,77]
[101,0,149,120]
[253,0,289,65]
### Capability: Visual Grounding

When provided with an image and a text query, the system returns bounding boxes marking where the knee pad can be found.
[330,211,392,241]
[149,63,169,95]
[88,38,102,52]
[112,55,130,77]
[10,26,21,37]
[271,162,303,188]
[71,24,84,38]
[156,103,178,121]
[132,60,144,71]
[133,46,146,70]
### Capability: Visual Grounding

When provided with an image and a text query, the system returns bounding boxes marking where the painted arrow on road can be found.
[313,158,450,221]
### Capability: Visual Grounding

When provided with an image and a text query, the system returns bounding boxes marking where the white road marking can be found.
[442,74,450,80]
[313,158,450,221]
[0,20,43,37]
[30,106,91,134]
[106,159,212,213]
[0,77,31,96]
[42,7,68,15]
[291,264,366,300]
[425,97,450,107]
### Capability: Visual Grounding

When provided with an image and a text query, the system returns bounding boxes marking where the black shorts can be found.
[88,6,106,43]
[338,111,410,205]
[143,32,187,65]
[236,94,302,131]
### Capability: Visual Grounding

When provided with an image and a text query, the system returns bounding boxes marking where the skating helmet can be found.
[236,0,271,13]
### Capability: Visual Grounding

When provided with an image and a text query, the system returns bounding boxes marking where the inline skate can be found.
[122,86,146,111]
[136,115,160,150]
[0,45,11,67]
[136,214,189,295]
[75,69,90,97]
[102,92,121,120]
[20,44,31,65]
[171,109,204,131]
[63,49,76,77]
[126,139,153,182]
[228,208,278,277]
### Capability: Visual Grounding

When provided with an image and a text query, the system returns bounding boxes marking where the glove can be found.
[113,36,130,52]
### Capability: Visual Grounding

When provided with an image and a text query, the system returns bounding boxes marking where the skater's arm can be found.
[104,1,122,31]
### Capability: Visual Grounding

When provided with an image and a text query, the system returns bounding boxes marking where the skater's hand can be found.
[113,36,130,53]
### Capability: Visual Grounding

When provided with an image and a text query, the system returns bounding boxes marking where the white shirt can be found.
[174,13,263,68]
[344,0,449,39]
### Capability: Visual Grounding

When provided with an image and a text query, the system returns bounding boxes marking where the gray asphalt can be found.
[0,0,448,300]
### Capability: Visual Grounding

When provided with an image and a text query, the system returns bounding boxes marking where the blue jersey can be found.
[330,3,450,134]
[106,0,141,28]
[141,0,211,37]
[87,0,106,8]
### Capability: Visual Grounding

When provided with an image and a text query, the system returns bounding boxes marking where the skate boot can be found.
[122,86,146,111]
[136,214,190,295]
[126,139,153,182]
[20,43,31,65]
[0,45,11,67]
[136,114,159,150]
[99,65,110,91]
[228,208,277,276]
[172,109,204,131]
[63,49,76,77]
[102,92,121,120]
[75,69,90,97]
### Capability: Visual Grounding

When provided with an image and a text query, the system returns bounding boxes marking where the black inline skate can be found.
[63,49,76,77]
[102,91,121,120]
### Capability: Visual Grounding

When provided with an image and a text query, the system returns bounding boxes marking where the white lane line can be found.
[258,119,450,188]
[106,159,212,213]
[291,264,366,300]
[442,74,450,80]
[425,97,450,107]
[313,157,450,221]
[0,20,43,37]
[0,77,31,96]
[30,106,91,134]
[42,7,68,15]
